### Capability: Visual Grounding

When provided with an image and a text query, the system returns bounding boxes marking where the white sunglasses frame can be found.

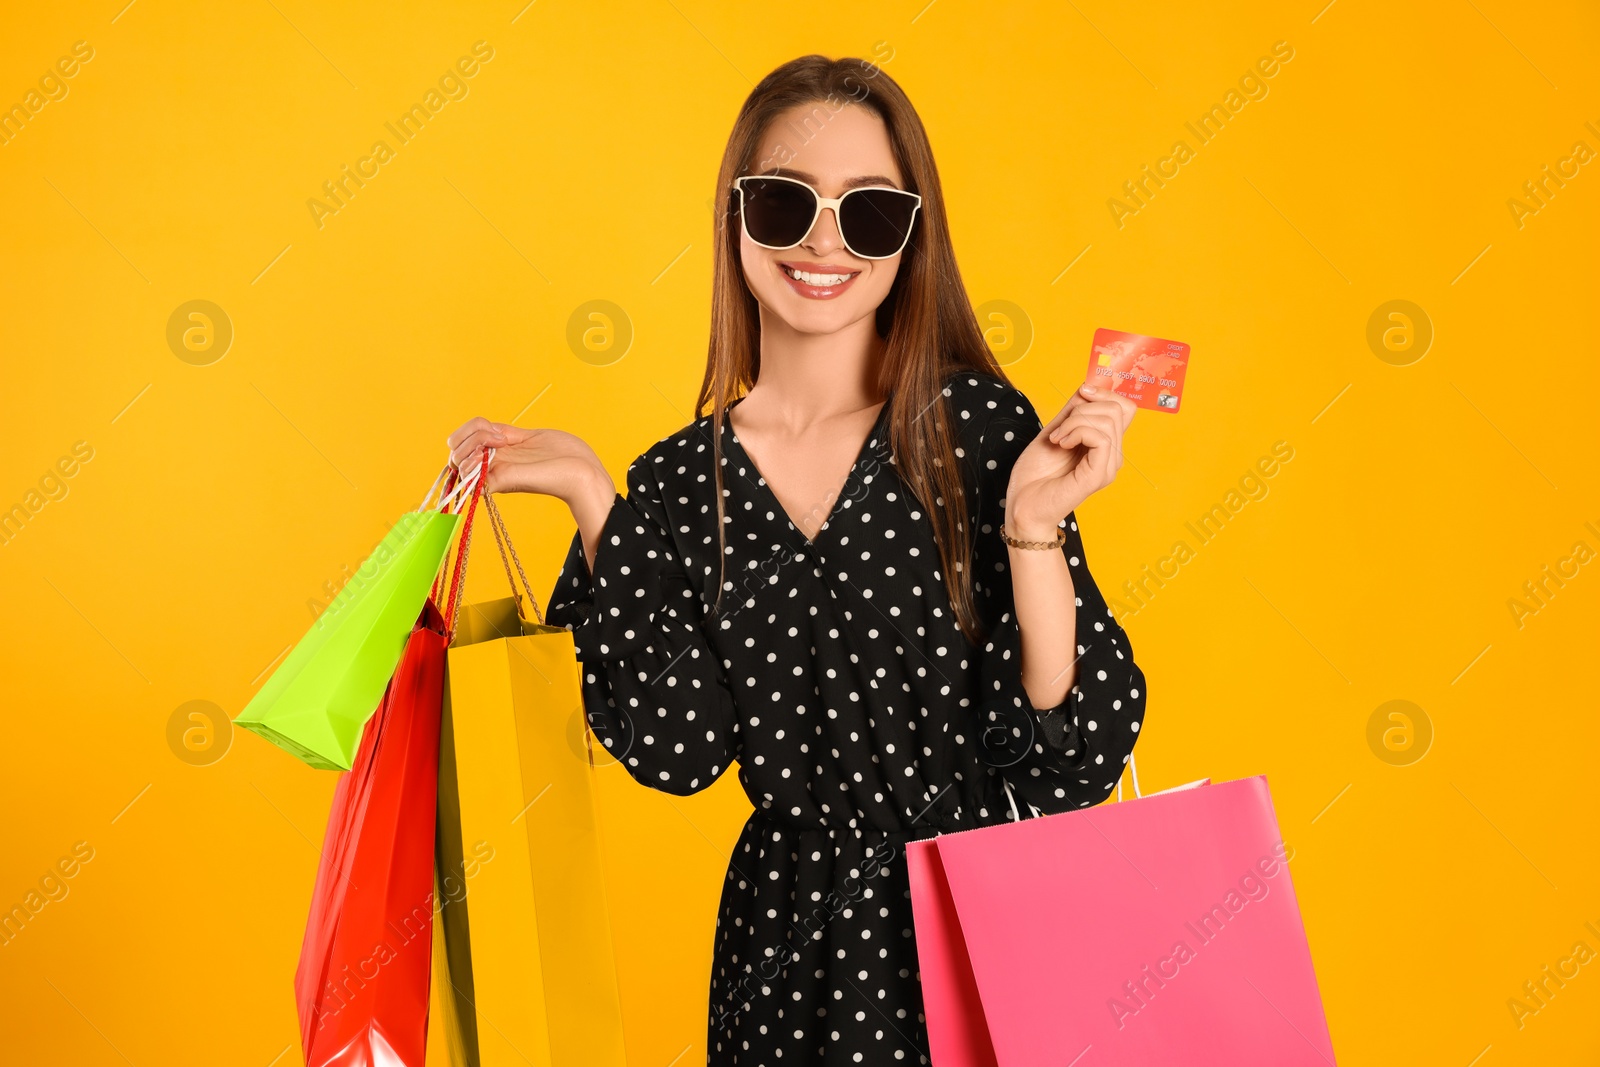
[732,174,923,261]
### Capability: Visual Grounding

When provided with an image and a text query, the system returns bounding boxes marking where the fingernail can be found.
[1083,385,1098,394]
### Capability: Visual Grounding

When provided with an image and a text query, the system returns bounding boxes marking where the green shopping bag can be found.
[235,504,461,770]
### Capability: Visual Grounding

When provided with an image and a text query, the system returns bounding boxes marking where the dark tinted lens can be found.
[739,178,817,248]
[839,188,919,258]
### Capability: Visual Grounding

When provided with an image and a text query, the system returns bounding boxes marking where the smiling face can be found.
[737,102,908,338]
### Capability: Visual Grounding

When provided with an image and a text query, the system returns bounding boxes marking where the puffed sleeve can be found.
[962,382,1147,815]
[545,449,741,797]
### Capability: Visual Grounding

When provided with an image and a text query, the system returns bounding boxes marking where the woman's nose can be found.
[802,205,844,252]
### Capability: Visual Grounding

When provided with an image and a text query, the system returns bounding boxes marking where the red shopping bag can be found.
[294,600,448,1066]
[908,774,1336,1066]
[294,461,486,1067]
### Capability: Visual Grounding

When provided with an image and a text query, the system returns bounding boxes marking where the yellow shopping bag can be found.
[434,492,751,1065]
[432,496,628,1067]
[426,858,474,1067]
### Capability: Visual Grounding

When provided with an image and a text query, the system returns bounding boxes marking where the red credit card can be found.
[1088,328,1190,413]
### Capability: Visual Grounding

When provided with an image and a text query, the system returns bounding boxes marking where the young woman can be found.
[447,54,1145,1066]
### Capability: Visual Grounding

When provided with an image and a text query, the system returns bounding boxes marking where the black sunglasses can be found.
[732,174,923,260]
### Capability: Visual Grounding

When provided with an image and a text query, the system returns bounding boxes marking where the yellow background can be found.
[3,1,1597,1064]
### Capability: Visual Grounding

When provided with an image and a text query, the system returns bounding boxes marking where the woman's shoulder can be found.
[622,412,723,492]
[937,367,1041,441]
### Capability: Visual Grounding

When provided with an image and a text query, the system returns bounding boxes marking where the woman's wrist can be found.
[1001,488,1066,544]
[1004,476,1094,543]
[1003,517,1062,545]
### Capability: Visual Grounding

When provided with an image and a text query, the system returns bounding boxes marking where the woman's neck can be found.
[748,307,888,422]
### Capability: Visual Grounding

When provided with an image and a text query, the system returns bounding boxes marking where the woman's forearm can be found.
[566,464,619,577]
[1003,508,1079,711]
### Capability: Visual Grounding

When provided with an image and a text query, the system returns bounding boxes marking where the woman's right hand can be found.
[445,417,610,506]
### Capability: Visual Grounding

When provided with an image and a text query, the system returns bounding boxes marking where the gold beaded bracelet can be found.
[999,522,1066,550]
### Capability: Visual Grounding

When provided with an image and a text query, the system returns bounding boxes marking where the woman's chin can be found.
[759,292,880,337]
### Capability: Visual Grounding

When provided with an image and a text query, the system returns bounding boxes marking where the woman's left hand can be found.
[1004,381,1137,537]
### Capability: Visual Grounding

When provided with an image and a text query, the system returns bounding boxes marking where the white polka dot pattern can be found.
[545,370,1147,1064]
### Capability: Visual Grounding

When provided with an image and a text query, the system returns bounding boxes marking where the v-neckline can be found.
[723,393,893,546]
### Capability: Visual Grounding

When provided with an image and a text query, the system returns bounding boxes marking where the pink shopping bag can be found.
[907,775,1336,1066]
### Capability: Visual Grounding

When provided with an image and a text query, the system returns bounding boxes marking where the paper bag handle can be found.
[419,463,452,511]
[482,492,546,625]
[1115,750,1143,802]
[440,454,488,639]
[421,450,492,516]
[430,447,549,629]
[436,451,489,514]
[1002,751,1142,822]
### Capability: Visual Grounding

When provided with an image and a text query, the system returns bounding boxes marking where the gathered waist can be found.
[746,801,1009,843]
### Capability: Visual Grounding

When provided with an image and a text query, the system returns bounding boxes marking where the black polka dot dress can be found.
[546,370,1147,1065]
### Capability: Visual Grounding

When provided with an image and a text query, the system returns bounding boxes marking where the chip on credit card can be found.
[1088,328,1190,413]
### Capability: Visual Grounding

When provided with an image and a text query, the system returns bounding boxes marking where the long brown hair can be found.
[696,54,1007,647]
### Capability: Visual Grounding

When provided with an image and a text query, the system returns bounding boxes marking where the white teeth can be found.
[785,266,853,286]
